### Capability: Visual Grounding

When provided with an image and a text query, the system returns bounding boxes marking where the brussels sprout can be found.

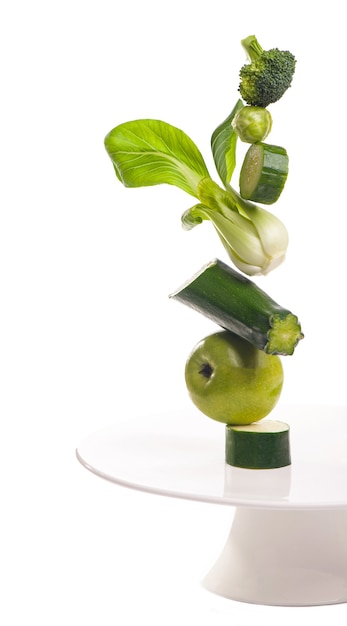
[232,105,272,144]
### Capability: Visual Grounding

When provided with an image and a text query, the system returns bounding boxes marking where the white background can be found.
[1,1,347,623]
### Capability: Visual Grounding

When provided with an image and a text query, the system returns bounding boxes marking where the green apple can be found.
[185,330,284,425]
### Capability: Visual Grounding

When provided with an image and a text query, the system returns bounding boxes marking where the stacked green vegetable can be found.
[105,35,302,469]
[235,35,295,206]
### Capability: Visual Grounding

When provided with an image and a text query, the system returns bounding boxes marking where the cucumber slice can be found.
[225,420,291,469]
[239,143,289,205]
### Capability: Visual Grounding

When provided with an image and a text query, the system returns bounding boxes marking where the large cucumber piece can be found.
[169,258,303,356]
[239,142,289,204]
[225,420,291,469]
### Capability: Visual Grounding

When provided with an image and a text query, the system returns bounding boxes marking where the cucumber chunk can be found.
[239,143,289,205]
[225,420,291,469]
[170,258,304,356]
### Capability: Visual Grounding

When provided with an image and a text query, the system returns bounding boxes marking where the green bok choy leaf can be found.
[104,109,288,276]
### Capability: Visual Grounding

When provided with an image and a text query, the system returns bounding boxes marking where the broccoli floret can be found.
[238,35,296,108]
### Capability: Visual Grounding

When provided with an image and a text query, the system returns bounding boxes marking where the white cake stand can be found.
[76,404,347,606]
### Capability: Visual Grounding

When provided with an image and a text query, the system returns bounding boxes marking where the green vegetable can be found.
[104,119,210,198]
[183,178,288,275]
[211,99,244,184]
[184,330,284,425]
[105,114,289,276]
[239,35,296,107]
[239,142,289,204]
[169,258,303,356]
[232,105,273,144]
[105,36,295,277]
[225,420,291,469]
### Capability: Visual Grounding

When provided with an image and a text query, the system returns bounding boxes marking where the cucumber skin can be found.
[240,143,289,205]
[225,423,291,469]
[170,259,303,355]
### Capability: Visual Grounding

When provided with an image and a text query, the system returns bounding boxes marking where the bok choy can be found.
[105,108,288,276]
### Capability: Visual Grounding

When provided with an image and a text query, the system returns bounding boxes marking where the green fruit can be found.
[184,330,283,425]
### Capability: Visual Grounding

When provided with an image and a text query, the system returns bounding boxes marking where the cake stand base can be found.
[202,506,347,606]
[76,405,347,607]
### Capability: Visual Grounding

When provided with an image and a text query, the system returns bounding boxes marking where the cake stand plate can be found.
[76,404,347,606]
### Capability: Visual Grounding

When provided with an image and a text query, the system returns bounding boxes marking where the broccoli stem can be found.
[241,35,264,63]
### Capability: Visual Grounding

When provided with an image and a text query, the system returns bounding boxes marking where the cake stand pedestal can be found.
[76,404,347,606]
